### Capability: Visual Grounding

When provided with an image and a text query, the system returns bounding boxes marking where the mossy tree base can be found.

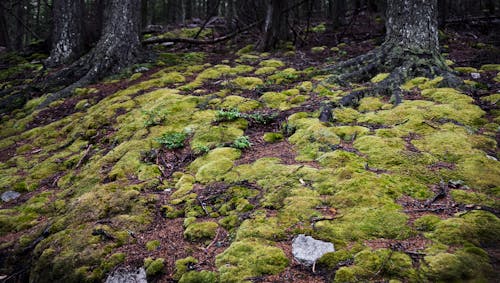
[321,43,462,107]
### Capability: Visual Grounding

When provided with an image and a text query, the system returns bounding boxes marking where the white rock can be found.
[471,72,481,79]
[292,234,334,266]
[105,267,147,283]
[1,191,20,202]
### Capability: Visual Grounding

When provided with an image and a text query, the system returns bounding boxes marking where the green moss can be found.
[236,44,255,55]
[481,93,500,105]
[179,271,217,283]
[184,221,218,242]
[332,126,369,141]
[220,95,261,112]
[311,46,326,53]
[414,214,441,231]
[333,108,360,123]
[146,239,161,251]
[358,97,386,112]
[73,87,98,96]
[216,239,288,282]
[422,247,492,282]
[450,189,498,208]
[191,125,243,149]
[454,66,478,73]
[268,68,299,84]
[480,64,500,71]
[288,118,341,161]
[129,73,142,81]
[317,250,352,269]
[188,147,241,180]
[370,73,390,83]
[231,77,263,90]
[238,54,260,63]
[144,257,165,276]
[456,154,500,191]
[254,66,277,75]
[174,256,198,280]
[263,132,283,143]
[259,59,285,68]
[355,249,414,279]
[430,211,500,246]
[334,266,357,282]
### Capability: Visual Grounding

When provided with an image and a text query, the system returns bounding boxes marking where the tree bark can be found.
[385,0,439,53]
[322,0,459,107]
[45,0,85,67]
[332,0,347,27]
[0,3,9,49]
[39,0,142,108]
[258,0,289,51]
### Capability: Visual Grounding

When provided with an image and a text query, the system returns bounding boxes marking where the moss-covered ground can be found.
[0,26,499,283]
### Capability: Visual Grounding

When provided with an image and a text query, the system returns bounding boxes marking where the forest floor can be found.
[0,17,499,283]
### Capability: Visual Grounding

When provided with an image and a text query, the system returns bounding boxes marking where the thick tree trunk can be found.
[39,0,142,108]
[385,0,439,53]
[322,0,459,107]
[45,0,84,67]
[258,0,289,51]
[141,0,148,28]
[0,3,9,49]
[332,0,347,27]
[185,0,192,20]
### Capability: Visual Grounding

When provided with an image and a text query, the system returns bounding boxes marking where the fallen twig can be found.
[205,227,221,251]
[75,144,92,169]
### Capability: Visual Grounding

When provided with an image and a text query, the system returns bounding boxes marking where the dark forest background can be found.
[1,0,499,53]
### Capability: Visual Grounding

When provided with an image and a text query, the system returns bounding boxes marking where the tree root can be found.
[319,43,463,108]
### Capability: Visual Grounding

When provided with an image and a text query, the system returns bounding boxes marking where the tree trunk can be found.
[332,0,347,27]
[385,0,439,53]
[185,0,192,20]
[13,0,25,49]
[39,0,142,108]
[141,0,148,28]
[323,0,459,107]
[0,3,9,49]
[45,0,85,67]
[258,0,289,51]
[206,0,217,17]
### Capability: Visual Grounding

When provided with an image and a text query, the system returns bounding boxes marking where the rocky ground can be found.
[0,20,499,282]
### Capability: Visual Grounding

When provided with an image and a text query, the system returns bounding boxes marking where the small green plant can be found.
[215,109,242,122]
[193,145,210,155]
[247,112,278,125]
[155,132,187,149]
[232,136,251,149]
[142,109,167,127]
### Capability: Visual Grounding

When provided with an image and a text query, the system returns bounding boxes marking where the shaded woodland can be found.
[0,0,499,282]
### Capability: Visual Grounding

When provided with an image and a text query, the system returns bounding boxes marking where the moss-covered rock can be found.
[144,257,165,276]
[184,221,218,241]
[231,77,263,90]
[215,239,288,282]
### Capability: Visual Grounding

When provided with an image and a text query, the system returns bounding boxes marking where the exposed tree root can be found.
[319,43,463,108]
[37,41,143,109]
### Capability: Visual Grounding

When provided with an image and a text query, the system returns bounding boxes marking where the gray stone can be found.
[1,191,21,202]
[292,234,334,267]
[105,267,147,283]
[470,72,481,79]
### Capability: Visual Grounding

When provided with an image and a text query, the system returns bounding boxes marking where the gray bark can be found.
[259,0,289,51]
[332,0,347,27]
[39,0,142,108]
[385,0,439,54]
[46,0,84,67]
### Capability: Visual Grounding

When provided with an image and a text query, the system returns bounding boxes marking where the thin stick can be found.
[75,144,92,169]
[205,227,221,251]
